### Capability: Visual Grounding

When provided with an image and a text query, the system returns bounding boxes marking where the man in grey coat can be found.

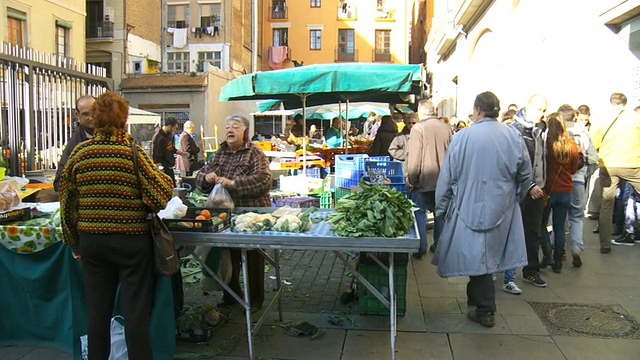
[406,100,452,257]
[433,92,531,328]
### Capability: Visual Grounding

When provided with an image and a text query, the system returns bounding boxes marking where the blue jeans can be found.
[567,181,586,254]
[411,190,443,254]
[623,182,640,234]
[504,268,516,283]
[541,193,571,259]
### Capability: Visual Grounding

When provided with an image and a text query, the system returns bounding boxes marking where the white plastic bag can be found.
[108,316,128,360]
[80,316,128,360]
[204,184,235,209]
[158,196,188,219]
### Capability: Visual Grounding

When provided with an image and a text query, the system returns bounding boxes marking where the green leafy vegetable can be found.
[326,181,413,238]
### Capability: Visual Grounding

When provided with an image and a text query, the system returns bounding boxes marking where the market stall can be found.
[0,207,176,360]
[172,207,419,360]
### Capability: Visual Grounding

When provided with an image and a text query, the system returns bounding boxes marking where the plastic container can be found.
[361,176,407,195]
[275,196,320,208]
[357,264,407,316]
[0,167,5,180]
[318,192,332,209]
[163,208,231,232]
[334,187,351,203]
[364,160,404,177]
[334,154,390,188]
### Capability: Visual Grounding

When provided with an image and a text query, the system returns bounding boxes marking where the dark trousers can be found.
[467,274,496,315]
[598,167,640,250]
[162,167,176,187]
[79,232,153,360]
[520,195,544,276]
[223,249,265,308]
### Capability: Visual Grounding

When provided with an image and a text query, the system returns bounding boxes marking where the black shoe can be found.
[551,260,562,274]
[412,252,425,259]
[539,256,552,269]
[523,273,547,287]
[572,252,583,267]
[612,233,636,246]
[429,244,436,253]
[467,310,495,328]
[587,213,599,220]
[612,225,623,236]
[592,225,600,234]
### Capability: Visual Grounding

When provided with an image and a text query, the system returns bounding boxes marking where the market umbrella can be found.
[341,104,390,119]
[293,105,341,120]
[219,63,424,168]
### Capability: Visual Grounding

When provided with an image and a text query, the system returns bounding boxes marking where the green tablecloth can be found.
[0,240,176,359]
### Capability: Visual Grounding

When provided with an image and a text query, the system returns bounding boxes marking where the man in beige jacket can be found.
[406,100,453,257]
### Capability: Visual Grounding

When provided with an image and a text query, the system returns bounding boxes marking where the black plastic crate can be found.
[163,207,231,232]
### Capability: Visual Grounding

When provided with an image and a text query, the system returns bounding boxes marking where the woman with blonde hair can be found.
[60,91,174,359]
[540,113,580,273]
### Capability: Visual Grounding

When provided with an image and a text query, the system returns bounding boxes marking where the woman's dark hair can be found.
[473,91,500,118]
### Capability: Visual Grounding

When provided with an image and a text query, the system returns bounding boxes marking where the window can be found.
[337,29,355,61]
[273,28,288,46]
[133,61,142,73]
[199,3,221,28]
[167,52,190,72]
[7,9,26,47]
[167,4,190,28]
[272,0,286,19]
[310,30,321,50]
[198,51,222,70]
[374,29,391,61]
[311,0,321,7]
[56,25,69,58]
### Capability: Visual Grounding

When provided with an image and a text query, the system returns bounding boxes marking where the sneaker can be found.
[523,273,547,287]
[502,281,522,295]
[612,233,636,246]
[467,310,495,328]
[572,252,582,267]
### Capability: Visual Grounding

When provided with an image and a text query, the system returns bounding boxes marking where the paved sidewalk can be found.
[4,217,640,359]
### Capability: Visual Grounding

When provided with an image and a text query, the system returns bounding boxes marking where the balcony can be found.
[86,21,114,39]
[269,6,288,20]
[335,48,358,62]
[375,7,396,21]
[337,6,357,20]
[373,50,391,62]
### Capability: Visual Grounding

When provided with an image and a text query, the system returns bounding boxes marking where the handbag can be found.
[132,142,180,276]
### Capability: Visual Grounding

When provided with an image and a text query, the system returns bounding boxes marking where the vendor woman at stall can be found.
[196,115,272,313]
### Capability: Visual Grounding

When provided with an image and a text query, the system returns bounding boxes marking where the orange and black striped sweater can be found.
[59,129,174,252]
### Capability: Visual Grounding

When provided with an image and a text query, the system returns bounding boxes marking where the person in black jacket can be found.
[151,116,179,186]
[53,95,96,192]
[369,115,398,158]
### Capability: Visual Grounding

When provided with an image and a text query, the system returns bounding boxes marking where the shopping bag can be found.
[108,316,128,360]
[204,183,235,209]
[79,316,128,360]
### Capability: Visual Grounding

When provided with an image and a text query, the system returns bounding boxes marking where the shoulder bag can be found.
[132,142,180,276]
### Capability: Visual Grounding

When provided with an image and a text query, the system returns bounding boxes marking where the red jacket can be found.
[544,141,579,194]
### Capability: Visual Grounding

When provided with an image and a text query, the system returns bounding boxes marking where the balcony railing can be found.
[375,7,396,21]
[373,50,391,62]
[269,6,288,20]
[335,48,358,62]
[86,21,114,39]
[337,6,357,20]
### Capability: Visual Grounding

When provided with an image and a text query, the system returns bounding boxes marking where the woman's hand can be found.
[72,251,81,260]
[529,185,544,199]
[215,177,234,188]
[205,172,218,184]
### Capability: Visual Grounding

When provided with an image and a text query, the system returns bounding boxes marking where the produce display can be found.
[163,208,231,232]
[326,181,413,237]
[231,206,316,233]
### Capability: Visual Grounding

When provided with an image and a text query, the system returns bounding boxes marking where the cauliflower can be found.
[272,214,302,232]
[232,212,276,232]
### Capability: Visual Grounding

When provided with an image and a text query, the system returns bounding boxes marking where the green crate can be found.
[319,192,332,208]
[334,187,351,203]
[357,264,407,316]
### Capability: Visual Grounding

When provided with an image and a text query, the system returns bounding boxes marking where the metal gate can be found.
[0,41,112,176]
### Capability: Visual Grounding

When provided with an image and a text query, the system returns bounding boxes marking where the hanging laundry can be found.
[268,46,288,69]
[173,28,188,48]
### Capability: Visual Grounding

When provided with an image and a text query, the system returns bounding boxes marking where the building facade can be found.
[425,0,640,119]
[259,0,413,70]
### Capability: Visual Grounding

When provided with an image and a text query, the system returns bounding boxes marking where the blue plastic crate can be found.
[364,160,404,177]
[362,176,407,195]
[335,154,390,185]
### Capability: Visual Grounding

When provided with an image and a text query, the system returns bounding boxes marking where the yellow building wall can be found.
[260,0,410,70]
[2,0,86,61]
